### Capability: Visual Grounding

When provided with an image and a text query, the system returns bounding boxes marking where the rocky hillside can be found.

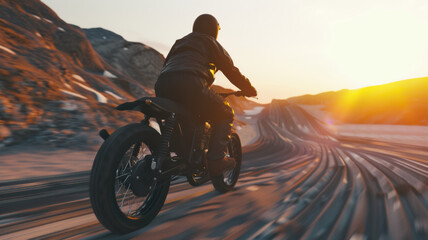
[82,27,164,89]
[0,0,154,147]
[287,77,428,125]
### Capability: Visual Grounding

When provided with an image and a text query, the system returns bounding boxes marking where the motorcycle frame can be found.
[142,113,210,180]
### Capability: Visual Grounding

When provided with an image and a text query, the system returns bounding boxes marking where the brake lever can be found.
[219,91,257,99]
[234,91,245,97]
[235,91,258,100]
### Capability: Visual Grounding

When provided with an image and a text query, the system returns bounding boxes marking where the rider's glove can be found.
[244,85,257,97]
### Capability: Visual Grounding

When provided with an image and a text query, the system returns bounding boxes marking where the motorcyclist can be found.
[155,14,257,177]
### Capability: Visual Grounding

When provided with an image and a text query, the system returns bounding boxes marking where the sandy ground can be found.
[0,146,97,181]
[299,104,428,147]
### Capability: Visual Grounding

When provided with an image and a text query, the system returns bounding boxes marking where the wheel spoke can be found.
[120,183,131,210]
[140,146,149,158]
[130,195,137,215]
[113,141,157,217]
[121,159,131,175]
[126,149,134,169]
[122,144,139,173]
[116,173,129,179]
[116,175,130,194]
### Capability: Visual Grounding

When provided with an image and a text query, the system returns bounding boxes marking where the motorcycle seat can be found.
[116,97,192,119]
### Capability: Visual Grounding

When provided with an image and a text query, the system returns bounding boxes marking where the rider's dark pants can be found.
[155,72,234,161]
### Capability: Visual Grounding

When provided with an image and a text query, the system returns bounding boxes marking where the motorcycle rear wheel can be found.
[89,123,170,234]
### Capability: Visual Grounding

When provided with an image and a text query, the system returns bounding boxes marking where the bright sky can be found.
[42,0,428,103]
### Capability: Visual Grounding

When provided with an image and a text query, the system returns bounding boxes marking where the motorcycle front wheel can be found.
[89,123,170,234]
[211,132,242,193]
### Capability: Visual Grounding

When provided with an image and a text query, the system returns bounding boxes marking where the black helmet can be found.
[192,14,220,39]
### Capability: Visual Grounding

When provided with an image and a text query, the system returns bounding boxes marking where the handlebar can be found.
[218,91,245,98]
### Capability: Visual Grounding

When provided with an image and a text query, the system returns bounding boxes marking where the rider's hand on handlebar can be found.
[243,85,257,97]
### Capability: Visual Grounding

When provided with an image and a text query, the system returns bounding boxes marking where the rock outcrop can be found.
[82,27,165,89]
[0,0,153,147]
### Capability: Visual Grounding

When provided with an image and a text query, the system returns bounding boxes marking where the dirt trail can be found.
[0,103,427,239]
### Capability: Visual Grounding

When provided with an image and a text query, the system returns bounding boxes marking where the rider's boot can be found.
[208,156,236,177]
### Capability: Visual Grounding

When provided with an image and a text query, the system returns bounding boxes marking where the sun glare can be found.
[327,77,427,124]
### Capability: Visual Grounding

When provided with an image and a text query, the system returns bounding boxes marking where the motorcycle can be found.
[89,91,245,233]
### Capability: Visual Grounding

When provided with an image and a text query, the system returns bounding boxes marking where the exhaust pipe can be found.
[99,129,110,140]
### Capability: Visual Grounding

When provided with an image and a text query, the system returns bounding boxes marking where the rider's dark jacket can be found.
[160,32,253,92]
